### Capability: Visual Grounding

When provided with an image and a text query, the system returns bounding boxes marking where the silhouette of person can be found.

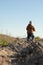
[26,21,35,41]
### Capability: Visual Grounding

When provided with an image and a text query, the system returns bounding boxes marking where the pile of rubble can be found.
[12,41,43,65]
[0,39,43,65]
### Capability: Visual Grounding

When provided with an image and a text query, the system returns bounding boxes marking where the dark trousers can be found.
[27,32,34,41]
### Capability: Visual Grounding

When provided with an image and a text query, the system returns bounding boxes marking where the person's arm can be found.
[26,25,28,30]
[32,26,35,31]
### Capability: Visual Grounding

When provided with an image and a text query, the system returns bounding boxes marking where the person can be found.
[26,21,35,41]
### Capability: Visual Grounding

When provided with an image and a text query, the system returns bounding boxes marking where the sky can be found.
[0,0,43,38]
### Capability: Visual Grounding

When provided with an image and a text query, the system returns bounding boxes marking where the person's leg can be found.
[31,33,34,40]
[27,33,30,41]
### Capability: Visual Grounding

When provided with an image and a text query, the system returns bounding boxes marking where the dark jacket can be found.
[26,24,35,33]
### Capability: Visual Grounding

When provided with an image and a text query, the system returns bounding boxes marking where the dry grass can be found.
[0,34,15,43]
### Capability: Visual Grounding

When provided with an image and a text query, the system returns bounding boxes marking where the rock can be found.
[0,39,43,65]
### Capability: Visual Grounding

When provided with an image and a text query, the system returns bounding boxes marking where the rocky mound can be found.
[0,39,43,65]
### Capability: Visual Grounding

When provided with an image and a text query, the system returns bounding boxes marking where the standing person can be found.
[26,21,35,41]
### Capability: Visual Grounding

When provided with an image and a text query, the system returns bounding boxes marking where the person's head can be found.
[29,21,32,25]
